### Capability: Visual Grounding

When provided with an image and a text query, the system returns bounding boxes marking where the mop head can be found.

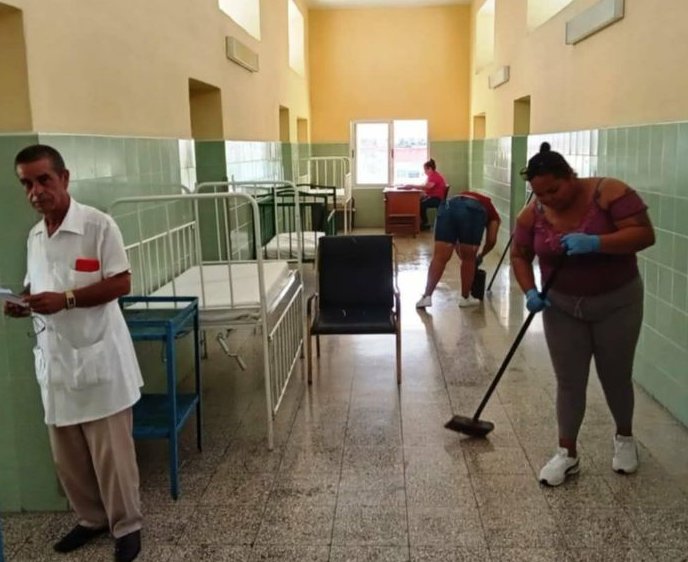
[444,415,494,438]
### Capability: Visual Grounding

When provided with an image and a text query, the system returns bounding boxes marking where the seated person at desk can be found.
[401,158,447,230]
[416,190,500,308]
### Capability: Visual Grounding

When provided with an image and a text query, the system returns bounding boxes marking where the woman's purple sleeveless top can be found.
[514,183,647,296]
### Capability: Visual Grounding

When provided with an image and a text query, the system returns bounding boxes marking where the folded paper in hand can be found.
[0,287,28,307]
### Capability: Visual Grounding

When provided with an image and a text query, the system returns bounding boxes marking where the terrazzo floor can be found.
[3,231,688,562]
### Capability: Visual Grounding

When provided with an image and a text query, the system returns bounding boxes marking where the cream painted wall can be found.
[470,0,688,137]
[5,0,310,141]
[0,5,32,131]
[309,5,471,143]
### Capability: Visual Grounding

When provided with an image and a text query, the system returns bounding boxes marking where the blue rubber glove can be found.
[561,233,601,255]
[526,288,550,313]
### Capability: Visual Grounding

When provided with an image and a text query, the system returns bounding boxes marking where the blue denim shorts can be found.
[434,196,487,245]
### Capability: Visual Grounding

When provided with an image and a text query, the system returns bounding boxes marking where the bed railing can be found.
[108,190,305,450]
[300,157,354,233]
[195,180,306,262]
[110,192,275,312]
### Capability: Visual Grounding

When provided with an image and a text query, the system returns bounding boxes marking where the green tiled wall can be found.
[470,135,529,254]
[471,137,514,253]
[470,124,688,427]
[225,141,284,182]
[195,140,227,184]
[195,139,286,184]
[296,142,312,180]
[351,189,383,228]
[469,140,484,193]
[0,133,68,511]
[429,141,470,195]
[510,136,528,229]
[311,143,349,159]
[193,139,290,261]
[0,132,316,512]
[2,133,198,512]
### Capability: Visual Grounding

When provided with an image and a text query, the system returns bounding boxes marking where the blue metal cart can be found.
[121,296,202,500]
[0,515,5,562]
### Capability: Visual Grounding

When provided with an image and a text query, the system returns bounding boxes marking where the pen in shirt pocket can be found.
[75,258,100,272]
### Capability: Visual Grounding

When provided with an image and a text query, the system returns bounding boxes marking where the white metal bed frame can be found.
[108,186,305,450]
[195,179,331,262]
[297,156,354,234]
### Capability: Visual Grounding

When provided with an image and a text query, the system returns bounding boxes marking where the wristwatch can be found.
[64,290,77,310]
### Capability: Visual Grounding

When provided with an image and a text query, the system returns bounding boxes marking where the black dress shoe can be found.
[53,524,108,553]
[115,530,141,562]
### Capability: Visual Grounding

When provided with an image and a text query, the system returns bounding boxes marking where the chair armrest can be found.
[391,241,401,298]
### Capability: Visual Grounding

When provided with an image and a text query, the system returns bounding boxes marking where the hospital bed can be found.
[297,156,354,234]
[108,184,305,450]
[196,181,336,263]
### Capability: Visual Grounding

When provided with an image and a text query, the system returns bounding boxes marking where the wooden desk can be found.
[383,187,422,235]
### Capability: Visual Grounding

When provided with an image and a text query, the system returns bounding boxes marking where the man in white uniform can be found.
[3,145,144,562]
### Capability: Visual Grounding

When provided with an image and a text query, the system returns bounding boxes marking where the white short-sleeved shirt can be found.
[25,198,143,426]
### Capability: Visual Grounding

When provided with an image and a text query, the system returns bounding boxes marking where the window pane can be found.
[475,0,495,71]
[288,0,305,76]
[528,0,574,30]
[355,123,389,185]
[219,0,261,40]
[393,120,428,185]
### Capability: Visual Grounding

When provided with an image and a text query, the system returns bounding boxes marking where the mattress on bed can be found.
[139,262,293,323]
[264,232,323,259]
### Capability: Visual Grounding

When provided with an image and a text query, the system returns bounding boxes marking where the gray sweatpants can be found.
[542,276,644,441]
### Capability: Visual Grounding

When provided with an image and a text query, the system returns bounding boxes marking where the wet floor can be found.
[3,230,688,561]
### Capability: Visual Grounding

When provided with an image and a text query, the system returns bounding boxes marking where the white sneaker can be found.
[416,295,432,308]
[458,295,481,308]
[613,435,638,474]
[539,447,580,486]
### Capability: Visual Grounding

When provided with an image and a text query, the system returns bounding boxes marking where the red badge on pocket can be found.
[75,258,100,272]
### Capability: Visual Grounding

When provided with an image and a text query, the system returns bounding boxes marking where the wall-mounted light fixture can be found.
[566,0,624,45]
[488,66,510,89]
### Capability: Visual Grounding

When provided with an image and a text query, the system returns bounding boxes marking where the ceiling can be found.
[306,0,471,8]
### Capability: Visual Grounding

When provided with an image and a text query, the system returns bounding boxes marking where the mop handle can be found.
[472,255,565,421]
[486,190,535,292]
[486,235,514,292]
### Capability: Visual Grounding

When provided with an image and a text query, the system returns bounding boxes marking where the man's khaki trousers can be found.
[48,407,142,538]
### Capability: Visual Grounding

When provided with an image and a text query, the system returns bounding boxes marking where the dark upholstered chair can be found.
[307,235,401,384]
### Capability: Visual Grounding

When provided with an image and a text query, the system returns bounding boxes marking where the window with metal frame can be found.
[218,0,261,40]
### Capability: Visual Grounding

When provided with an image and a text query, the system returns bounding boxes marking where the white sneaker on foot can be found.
[458,295,481,308]
[539,447,580,486]
[613,435,638,474]
[416,295,432,308]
